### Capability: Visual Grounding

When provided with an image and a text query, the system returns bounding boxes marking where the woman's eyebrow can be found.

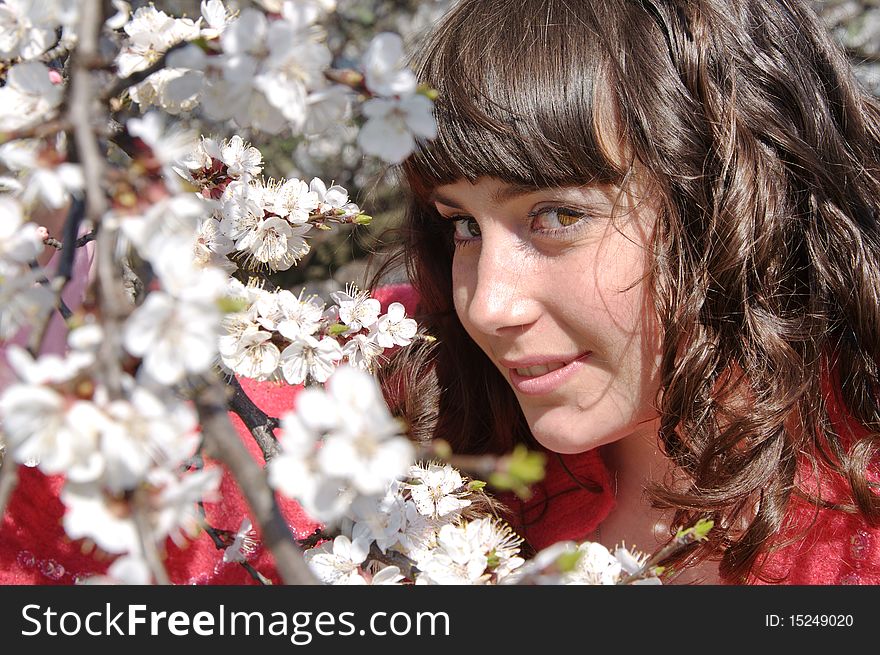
[430,191,462,208]
[430,183,537,208]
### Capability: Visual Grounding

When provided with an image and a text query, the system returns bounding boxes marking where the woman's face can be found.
[432,177,662,453]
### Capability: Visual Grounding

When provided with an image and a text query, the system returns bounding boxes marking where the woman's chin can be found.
[525,407,641,455]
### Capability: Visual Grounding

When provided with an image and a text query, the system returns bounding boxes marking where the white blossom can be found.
[238,216,311,271]
[122,290,220,385]
[309,176,351,214]
[303,85,351,135]
[0,0,61,61]
[564,542,624,585]
[313,366,414,496]
[304,535,369,585]
[357,94,437,164]
[349,485,406,554]
[104,0,131,31]
[331,284,380,333]
[374,301,418,348]
[368,565,405,585]
[0,141,83,210]
[361,32,417,97]
[267,410,354,523]
[273,177,319,224]
[341,333,383,371]
[200,0,234,40]
[116,5,200,77]
[0,385,103,481]
[0,61,63,132]
[98,385,200,492]
[219,180,264,244]
[275,290,324,340]
[223,518,259,564]
[279,334,342,385]
[0,270,54,340]
[407,462,471,518]
[80,555,152,585]
[126,112,198,183]
[0,195,45,272]
[117,192,209,259]
[130,68,204,115]
[61,467,221,555]
[193,216,237,273]
[220,135,263,179]
[220,325,281,380]
[416,521,490,585]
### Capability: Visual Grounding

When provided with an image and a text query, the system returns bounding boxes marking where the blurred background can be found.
[124,0,880,295]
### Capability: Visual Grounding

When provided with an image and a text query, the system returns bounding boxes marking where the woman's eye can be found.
[452,217,481,240]
[530,206,588,231]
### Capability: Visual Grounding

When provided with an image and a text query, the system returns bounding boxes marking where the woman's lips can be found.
[506,352,591,396]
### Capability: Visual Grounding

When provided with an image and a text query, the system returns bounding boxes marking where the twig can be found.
[297,527,332,550]
[26,196,85,355]
[28,260,73,321]
[194,373,318,585]
[415,442,500,480]
[44,228,98,253]
[617,522,711,585]
[38,36,76,65]
[197,503,273,585]
[368,542,420,581]
[100,41,191,102]
[225,375,281,462]
[0,118,72,145]
[131,487,171,585]
[0,458,19,535]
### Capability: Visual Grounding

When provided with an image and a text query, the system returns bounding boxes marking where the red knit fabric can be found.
[498,448,615,552]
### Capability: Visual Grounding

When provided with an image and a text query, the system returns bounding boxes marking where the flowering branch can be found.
[617,519,714,584]
[193,374,318,585]
[419,441,547,499]
[198,505,272,585]
[100,40,191,104]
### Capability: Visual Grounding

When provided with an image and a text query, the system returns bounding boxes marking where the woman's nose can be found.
[463,235,541,335]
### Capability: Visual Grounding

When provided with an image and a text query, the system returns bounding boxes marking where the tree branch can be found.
[0,458,19,536]
[70,0,127,399]
[131,487,171,585]
[194,374,318,585]
[225,375,282,462]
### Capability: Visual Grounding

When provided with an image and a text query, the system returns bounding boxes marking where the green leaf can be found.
[217,296,250,313]
[692,518,714,541]
[556,551,582,573]
[506,445,546,485]
[327,323,350,337]
[468,480,487,492]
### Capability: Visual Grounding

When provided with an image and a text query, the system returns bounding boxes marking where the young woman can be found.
[380,0,880,583]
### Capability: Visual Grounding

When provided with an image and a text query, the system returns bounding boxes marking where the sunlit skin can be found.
[432,176,663,455]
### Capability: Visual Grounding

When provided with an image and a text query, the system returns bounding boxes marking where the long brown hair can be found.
[376,0,880,581]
